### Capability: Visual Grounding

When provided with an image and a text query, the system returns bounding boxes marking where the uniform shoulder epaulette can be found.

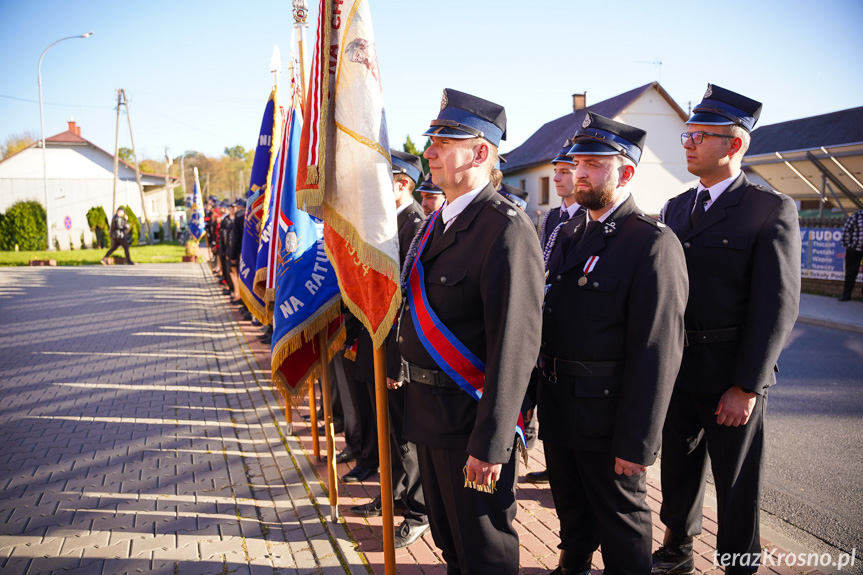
[636,213,667,229]
[490,196,519,218]
[751,184,785,198]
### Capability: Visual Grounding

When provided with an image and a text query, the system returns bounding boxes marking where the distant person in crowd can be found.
[100,208,134,265]
[218,202,234,295]
[840,208,863,301]
[417,174,445,216]
[538,113,687,575]
[229,198,246,304]
[654,85,800,575]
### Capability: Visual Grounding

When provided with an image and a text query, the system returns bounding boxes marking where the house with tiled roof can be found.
[501,82,694,219]
[0,121,177,249]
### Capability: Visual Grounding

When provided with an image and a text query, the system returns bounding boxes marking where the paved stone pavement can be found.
[0,264,841,575]
[0,264,365,575]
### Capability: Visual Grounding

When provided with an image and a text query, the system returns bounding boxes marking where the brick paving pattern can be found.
[0,264,833,575]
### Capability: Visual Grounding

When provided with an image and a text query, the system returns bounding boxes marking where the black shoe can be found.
[331,449,356,464]
[341,465,378,483]
[524,469,549,484]
[348,495,408,517]
[394,520,429,549]
[839,295,851,302]
[651,529,694,575]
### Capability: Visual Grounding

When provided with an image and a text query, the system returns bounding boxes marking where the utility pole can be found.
[122,90,151,244]
[112,90,122,216]
[165,146,174,242]
[180,156,186,201]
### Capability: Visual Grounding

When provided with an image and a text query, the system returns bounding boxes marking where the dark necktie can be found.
[559,209,570,224]
[690,189,711,228]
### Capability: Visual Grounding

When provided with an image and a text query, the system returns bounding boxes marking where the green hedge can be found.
[119,205,141,245]
[0,200,47,251]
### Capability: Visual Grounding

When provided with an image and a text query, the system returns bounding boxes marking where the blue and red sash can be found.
[406,210,527,453]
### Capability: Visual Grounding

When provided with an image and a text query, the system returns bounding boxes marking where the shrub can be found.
[120,205,141,245]
[86,206,109,231]
[0,200,47,251]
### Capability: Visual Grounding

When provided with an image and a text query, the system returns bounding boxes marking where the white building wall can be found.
[0,145,170,249]
[503,87,697,219]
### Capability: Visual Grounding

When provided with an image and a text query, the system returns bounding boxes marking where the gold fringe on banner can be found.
[305,165,319,186]
[239,282,270,325]
[271,306,345,404]
[260,87,282,239]
[321,202,401,349]
[253,267,269,301]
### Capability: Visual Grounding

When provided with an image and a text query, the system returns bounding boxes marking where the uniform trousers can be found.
[544,442,652,575]
[372,383,426,526]
[105,238,131,262]
[842,248,863,299]
[345,376,379,469]
[416,443,519,575]
[659,389,766,570]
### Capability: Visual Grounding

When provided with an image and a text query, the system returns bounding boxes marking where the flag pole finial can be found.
[271,44,282,88]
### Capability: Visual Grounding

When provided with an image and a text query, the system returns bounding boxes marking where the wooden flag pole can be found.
[373,345,396,575]
[309,382,320,460]
[317,328,338,520]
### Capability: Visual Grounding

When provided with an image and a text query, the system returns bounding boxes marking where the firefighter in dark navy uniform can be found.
[653,85,801,575]
[348,150,429,548]
[523,139,588,486]
[538,112,688,575]
[398,89,544,575]
[417,173,445,217]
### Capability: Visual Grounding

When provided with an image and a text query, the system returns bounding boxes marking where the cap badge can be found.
[440,90,448,111]
[582,115,591,129]
[704,84,713,98]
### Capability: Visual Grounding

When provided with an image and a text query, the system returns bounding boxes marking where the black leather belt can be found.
[684,326,744,347]
[402,360,460,388]
[538,353,624,382]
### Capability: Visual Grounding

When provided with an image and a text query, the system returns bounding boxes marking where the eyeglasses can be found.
[681,131,732,146]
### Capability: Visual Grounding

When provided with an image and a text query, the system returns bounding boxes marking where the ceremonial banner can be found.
[296,0,399,349]
[239,88,280,323]
[188,167,206,242]
[271,78,343,398]
[253,104,289,308]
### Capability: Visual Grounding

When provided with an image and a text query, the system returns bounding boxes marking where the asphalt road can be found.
[762,322,863,571]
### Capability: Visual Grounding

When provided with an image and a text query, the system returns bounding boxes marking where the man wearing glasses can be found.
[654,85,801,575]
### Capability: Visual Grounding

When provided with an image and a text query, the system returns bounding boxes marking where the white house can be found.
[501,82,694,223]
[0,121,178,249]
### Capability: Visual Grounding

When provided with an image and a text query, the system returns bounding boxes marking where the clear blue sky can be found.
[2,0,862,161]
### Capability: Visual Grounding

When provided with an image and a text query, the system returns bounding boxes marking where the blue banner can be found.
[271,91,341,395]
[239,90,278,323]
[188,168,205,242]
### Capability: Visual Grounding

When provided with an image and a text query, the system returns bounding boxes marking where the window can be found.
[540,177,549,205]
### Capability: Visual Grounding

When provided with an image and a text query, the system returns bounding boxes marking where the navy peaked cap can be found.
[416,173,443,194]
[423,88,507,146]
[688,84,762,133]
[232,198,246,208]
[552,138,576,165]
[391,150,424,185]
[568,112,647,165]
[498,183,528,210]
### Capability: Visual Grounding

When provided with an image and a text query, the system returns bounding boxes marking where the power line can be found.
[0,93,111,109]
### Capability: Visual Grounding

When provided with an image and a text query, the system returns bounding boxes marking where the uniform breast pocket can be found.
[572,275,618,320]
[703,231,749,251]
[426,268,468,314]
[575,376,622,439]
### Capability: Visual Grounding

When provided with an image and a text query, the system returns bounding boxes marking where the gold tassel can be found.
[305,165,319,186]
[463,466,497,494]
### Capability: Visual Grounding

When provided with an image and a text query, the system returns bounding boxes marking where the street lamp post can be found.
[38,31,94,251]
